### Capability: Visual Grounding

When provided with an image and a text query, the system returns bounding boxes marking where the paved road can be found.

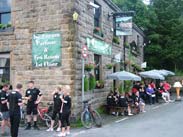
[76,101,183,137]
[3,100,183,137]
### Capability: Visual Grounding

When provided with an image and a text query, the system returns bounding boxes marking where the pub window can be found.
[137,35,140,46]
[0,53,10,84]
[94,54,101,81]
[0,0,11,24]
[94,1,101,28]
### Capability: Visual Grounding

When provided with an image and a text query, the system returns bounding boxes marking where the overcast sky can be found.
[143,0,150,5]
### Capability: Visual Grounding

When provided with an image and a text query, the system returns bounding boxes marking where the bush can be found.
[84,77,89,92]
[112,36,120,44]
[118,81,132,93]
[124,81,132,93]
[89,75,96,90]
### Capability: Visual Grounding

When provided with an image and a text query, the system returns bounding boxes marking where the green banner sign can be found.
[32,32,61,68]
[86,38,112,55]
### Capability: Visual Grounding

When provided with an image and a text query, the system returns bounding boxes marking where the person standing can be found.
[0,84,10,136]
[47,86,62,132]
[25,81,42,130]
[8,83,23,137]
[58,85,72,137]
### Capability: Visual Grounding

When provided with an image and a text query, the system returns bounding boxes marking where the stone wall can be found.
[73,0,127,115]
[0,0,76,102]
[0,0,144,117]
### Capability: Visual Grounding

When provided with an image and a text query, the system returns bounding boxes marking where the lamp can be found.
[73,11,79,22]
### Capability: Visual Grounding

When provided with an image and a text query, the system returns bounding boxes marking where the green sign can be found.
[86,38,112,55]
[32,32,61,68]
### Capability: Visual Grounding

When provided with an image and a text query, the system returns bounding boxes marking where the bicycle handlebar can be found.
[82,97,94,104]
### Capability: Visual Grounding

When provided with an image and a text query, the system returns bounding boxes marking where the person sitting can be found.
[139,83,148,103]
[118,93,128,116]
[135,91,146,113]
[163,81,172,95]
[125,91,134,116]
[159,82,173,103]
[106,91,117,115]
[146,84,156,105]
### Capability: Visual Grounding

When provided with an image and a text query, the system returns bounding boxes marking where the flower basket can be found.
[85,63,95,72]
[106,63,113,69]
[112,36,120,44]
[96,80,104,89]
[93,27,104,37]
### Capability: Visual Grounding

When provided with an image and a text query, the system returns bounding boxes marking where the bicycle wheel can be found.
[43,114,52,128]
[47,112,59,129]
[92,110,102,127]
[81,110,93,129]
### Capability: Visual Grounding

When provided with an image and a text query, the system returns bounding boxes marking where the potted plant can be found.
[89,74,96,90]
[124,60,131,65]
[96,80,104,88]
[106,63,113,69]
[0,23,13,32]
[84,77,89,92]
[93,27,104,37]
[85,63,95,72]
[124,42,130,48]
[112,36,120,44]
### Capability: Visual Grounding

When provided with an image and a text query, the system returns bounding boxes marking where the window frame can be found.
[0,53,10,83]
[94,1,101,28]
[0,11,11,24]
[0,0,11,24]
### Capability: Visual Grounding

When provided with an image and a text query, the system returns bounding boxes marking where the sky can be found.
[143,0,150,5]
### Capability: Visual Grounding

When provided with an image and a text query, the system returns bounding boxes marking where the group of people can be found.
[107,88,145,116]
[107,80,173,116]
[0,81,72,137]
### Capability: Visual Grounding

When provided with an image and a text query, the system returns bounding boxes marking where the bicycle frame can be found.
[37,105,49,120]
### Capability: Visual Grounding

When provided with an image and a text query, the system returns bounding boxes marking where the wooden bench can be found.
[103,104,127,115]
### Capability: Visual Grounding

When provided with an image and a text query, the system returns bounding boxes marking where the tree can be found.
[113,0,183,71]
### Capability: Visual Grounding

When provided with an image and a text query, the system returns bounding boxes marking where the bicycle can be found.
[21,102,59,128]
[81,98,102,129]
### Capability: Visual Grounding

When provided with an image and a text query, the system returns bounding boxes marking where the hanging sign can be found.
[32,32,61,68]
[115,16,133,36]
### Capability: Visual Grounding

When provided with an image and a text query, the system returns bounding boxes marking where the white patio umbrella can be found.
[107,70,141,81]
[139,71,165,80]
[158,69,175,76]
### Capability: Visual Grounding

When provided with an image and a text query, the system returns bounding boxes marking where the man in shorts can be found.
[0,84,10,136]
[25,81,42,130]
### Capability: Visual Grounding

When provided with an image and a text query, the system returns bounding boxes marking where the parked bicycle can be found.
[21,102,59,128]
[81,98,102,129]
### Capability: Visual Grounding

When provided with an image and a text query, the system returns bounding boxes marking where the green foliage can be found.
[118,81,132,93]
[112,36,120,44]
[89,75,96,90]
[113,0,183,71]
[84,77,89,92]
[96,105,106,114]
[85,63,95,71]
[124,81,132,93]
[0,23,12,29]
[118,83,123,93]
[106,63,113,69]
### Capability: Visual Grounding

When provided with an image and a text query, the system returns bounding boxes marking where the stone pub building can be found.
[0,0,144,116]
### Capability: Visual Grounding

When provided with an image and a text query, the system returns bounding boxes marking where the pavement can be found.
[2,95,183,137]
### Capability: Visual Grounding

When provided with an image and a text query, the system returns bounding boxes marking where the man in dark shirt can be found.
[0,84,10,136]
[25,81,42,130]
[8,83,23,137]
